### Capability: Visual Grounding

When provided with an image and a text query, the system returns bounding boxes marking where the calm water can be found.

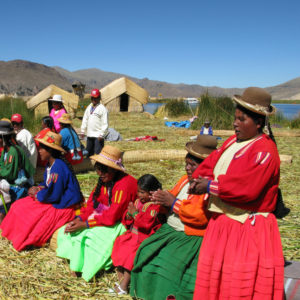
[143,103,300,120]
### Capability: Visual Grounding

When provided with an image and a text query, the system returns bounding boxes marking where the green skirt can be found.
[56,222,126,282]
[130,223,203,300]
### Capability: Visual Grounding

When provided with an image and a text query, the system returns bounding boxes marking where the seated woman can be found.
[35,116,56,167]
[55,145,138,282]
[130,135,217,300]
[0,120,35,222]
[0,131,82,251]
[58,113,83,165]
[49,95,67,133]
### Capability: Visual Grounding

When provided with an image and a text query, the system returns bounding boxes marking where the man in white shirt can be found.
[11,113,38,168]
[80,89,108,157]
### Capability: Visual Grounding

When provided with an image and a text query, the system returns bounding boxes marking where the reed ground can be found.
[0,112,299,299]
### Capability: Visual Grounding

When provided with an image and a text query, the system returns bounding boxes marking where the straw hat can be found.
[0,121,14,135]
[185,134,217,159]
[58,113,72,124]
[90,145,125,172]
[49,95,63,103]
[35,131,66,153]
[233,87,276,116]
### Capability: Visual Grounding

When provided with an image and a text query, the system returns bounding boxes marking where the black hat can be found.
[0,121,14,135]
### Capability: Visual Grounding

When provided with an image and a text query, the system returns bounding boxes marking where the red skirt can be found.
[0,196,75,251]
[65,151,83,165]
[111,230,140,271]
[193,213,284,300]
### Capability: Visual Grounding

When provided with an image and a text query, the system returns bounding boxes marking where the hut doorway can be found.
[120,93,129,111]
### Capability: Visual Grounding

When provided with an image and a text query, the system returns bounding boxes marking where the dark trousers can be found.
[86,137,104,157]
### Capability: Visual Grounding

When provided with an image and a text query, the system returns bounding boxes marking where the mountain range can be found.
[0,59,300,100]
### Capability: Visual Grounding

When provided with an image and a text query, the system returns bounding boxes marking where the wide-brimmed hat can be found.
[49,94,63,103]
[58,113,72,124]
[0,121,14,135]
[204,119,210,124]
[35,131,66,153]
[185,134,217,159]
[233,87,276,116]
[90,145,125,172]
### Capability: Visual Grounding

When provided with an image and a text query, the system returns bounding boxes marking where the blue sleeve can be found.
[209,127,213,135]
[36,159,81,208]
[200,126,204,135]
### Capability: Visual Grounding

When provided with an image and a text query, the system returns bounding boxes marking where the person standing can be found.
[190,87,284,299]
[49,95,67,133]
[80,89,108,157]
[11,113,38,169]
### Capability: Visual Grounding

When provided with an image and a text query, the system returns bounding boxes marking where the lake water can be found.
[143,103,300,120]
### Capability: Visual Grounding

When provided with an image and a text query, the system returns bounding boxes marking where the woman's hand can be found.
[64,218,87,233]
[151,190,176,207]
[28,186,40,197]
[188,176,209,195]
[127,202,138,215]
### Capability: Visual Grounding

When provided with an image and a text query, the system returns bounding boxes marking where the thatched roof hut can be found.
[26,84,79,117]
[100,77,148,112]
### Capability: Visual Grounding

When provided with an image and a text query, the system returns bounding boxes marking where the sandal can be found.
[108,283,128,295]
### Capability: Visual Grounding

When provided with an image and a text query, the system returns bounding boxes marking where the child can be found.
[110,174,164,295]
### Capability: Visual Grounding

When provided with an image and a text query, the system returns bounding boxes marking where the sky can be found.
[1,0,300,88]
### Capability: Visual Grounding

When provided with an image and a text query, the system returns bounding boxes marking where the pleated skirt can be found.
[193,213,284,300]
[0,196,75,251]
[56,222,126,282]
[130,223,203,300]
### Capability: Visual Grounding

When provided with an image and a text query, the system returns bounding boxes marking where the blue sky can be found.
[1,0,299,88]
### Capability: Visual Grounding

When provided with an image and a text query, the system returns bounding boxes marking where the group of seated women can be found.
[0,87,285,300]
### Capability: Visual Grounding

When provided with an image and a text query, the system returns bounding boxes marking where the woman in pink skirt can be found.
[190,87,285,299]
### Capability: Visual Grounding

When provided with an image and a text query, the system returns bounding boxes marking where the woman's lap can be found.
[56,222,126,282]
[130,223,203,300]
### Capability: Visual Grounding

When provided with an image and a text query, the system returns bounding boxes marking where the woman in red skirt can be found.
[189,87,285,299]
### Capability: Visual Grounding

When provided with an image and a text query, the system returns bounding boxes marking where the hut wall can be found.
[128,97,144,112]
[105,96,144,112]
[34,102,49,117]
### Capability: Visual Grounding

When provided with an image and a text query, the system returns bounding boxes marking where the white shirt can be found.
[16,128,38,168]
[81,103,109,138]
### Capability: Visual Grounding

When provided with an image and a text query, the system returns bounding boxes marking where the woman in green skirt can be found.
[130,135,217,300]
[55,145,137,281]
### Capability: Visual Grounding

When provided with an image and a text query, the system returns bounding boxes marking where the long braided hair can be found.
[92,162,123,208]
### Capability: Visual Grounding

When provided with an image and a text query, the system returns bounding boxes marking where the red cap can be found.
[11,113,23,123]
[91,89,100,98]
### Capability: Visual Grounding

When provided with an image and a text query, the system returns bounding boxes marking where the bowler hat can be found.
[0,121,14,135]
[233,87,276,116]
[185,134,217,159]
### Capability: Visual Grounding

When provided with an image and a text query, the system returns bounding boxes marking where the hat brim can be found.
[49,99,63,102]
[35,138,66,153]
[90,154,125,172]
[58,119,72,124]
[233,95,276,116]
[185,142,210,159]
[0,130,14,135]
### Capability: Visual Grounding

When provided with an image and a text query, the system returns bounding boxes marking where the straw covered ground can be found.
[0,112,299,299]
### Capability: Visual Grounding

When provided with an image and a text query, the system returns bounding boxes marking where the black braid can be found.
[267,122,277,145]
[266,123,290,218]
[59,154,84,202]
[92,177,104,208]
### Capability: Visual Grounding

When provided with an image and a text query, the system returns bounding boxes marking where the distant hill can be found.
[0,59,299,100]
[0,60,72,96]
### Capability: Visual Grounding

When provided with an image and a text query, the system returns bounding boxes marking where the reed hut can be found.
[100,77,148,112]
[26,84,79,117]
